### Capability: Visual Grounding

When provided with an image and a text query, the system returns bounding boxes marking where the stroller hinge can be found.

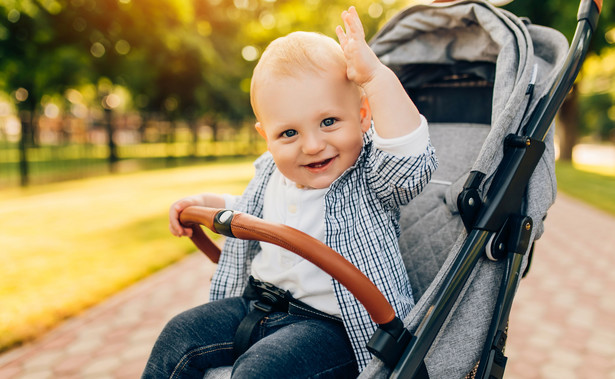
[486,215,533,261]
[458,171,485,232]
[367,317,413,369]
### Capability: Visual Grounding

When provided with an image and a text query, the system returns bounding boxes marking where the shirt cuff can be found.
[372,114,430,157]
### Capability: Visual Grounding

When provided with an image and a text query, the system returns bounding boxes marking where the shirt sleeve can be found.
[222,193,239,209]
[371,114,429,157]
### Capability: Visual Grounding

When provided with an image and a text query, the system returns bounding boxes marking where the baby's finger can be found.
[169,222,182,237]
[345,6,365,38]
[335,25,347,47]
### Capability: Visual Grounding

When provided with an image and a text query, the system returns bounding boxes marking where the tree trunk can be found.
[18,110,33,187]
[557,86,579,162]
[104,108,118,172]
[190,118,198,158]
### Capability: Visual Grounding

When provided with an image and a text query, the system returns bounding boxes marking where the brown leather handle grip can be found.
[180,206,222,263]
[179,205,396,325]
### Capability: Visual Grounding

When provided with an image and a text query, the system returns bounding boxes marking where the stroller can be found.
[179,0,601,377]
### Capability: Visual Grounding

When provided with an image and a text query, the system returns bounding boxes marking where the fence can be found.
[0,112,266,188]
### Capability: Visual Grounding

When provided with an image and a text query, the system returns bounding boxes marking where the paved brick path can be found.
[0,193,613,378]
[506,194,615,379]
[0,257,216,379]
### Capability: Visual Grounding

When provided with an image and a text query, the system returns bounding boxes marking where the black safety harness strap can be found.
[234,276,343,358]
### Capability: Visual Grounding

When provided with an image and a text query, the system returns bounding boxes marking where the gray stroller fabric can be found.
[360,1,567,378]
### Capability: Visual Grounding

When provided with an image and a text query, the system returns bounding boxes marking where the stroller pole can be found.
[524,0,601,142]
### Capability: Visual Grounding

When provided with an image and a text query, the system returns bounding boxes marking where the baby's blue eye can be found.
[321,118,337,127]
[282,129,298,138]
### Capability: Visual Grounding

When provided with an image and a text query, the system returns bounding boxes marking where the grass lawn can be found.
[555,160,615,216]
[0,158,255,352]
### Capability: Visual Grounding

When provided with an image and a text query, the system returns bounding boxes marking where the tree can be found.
[503,0,615,160]
[0,1,94,185]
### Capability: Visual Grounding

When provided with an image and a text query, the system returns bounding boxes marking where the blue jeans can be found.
[142,297,358,378]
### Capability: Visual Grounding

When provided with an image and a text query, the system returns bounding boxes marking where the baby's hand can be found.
[169,197,199,238]
[335,6,383,88]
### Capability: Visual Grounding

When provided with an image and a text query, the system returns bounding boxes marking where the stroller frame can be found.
[178,1,602,378]
[391,1,601,378]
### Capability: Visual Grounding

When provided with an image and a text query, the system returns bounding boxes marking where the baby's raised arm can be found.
[336,6,422,138]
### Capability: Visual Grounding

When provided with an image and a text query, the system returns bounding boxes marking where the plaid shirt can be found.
[210,129,437,370]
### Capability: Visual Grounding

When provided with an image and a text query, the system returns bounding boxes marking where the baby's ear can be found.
[359,96,371,133]
[254,122,267,141]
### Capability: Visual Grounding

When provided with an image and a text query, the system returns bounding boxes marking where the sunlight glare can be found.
[242,45,260,61]
[44,103,60,119]
[259,12,276,29]
[368,3,384,18]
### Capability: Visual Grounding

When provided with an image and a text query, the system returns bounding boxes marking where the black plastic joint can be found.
[213,209,235,237]
[457,171,485,231]
[504,134,531,149]
[508,215,533,255]
[367,317,413,368]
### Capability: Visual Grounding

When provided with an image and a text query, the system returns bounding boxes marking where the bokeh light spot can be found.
[103,94,121,109]
[242,45,260,62]
[91,42,106,58]
[7,9,20,23]
[44,103,60,118]
[15,88,29,102]
[368,3,383,18]
[115,40,131,55]
[197,21,212,37]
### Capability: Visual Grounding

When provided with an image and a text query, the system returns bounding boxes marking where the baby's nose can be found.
[302,133,326,155]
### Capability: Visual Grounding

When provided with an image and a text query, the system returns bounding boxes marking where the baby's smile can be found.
[304,157,335,171]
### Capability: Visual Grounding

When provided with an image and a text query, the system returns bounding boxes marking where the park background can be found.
[1,0,614,367]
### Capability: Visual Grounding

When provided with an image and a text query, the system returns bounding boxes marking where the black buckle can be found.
[253,301,274,313]
[249,277,289,311]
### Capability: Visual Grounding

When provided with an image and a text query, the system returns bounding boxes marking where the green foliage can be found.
[1,0,613,144]
[0,0,412,122]
[503,0,614,51]
[555,160,615,215]
[578,48,615,142]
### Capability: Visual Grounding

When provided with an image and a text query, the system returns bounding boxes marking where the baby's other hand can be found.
[335,6,383,87]
[169,198,198,238]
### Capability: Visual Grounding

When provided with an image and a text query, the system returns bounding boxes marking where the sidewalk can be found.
[0,193,613,378]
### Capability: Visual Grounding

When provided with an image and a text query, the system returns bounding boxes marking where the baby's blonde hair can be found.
[250,31,351,120]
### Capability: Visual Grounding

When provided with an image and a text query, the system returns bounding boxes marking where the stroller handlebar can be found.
[179,205,397,326]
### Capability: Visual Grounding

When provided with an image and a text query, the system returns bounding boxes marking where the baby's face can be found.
[255,69,370,189]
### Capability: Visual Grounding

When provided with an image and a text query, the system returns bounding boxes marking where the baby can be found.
[143,7,437,378]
